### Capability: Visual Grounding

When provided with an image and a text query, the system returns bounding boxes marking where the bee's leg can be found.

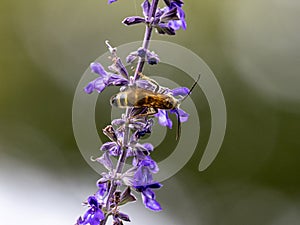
[145,108,158,116]
[131,107,158,118]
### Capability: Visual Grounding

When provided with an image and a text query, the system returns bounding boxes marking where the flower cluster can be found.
[123,0,186,35]
[76,1,188,225]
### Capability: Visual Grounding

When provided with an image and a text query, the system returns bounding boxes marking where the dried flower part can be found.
[119,187,137,206]
[114,191,122,205]
[117,212,131,222]
[103,125,118,142]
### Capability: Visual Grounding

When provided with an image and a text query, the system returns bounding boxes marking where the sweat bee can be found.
[110,74,200,139]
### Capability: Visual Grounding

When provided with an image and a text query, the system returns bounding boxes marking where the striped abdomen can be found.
[110,87,178,110]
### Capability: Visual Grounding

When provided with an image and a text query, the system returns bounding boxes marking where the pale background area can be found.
[1,0,300,224]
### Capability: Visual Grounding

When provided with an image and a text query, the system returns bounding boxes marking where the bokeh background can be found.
[1,0,300,224]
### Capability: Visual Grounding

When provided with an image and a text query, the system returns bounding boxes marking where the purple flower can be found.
[76,196,105,225]
[84,62,129,94]
[122,0,186,35]
[133,157,162,211]
[134,181,162,211]
[169,1,186,30]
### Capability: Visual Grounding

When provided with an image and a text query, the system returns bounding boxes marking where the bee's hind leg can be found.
[131,107,158,118]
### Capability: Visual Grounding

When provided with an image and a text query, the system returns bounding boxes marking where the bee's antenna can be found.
[181,74,201,102]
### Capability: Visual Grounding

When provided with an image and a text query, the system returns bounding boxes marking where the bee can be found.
[110,75,200,139]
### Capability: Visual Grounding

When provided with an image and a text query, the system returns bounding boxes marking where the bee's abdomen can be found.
[136,95,176,109]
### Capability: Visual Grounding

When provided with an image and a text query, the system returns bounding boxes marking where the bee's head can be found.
[110,94,118,107]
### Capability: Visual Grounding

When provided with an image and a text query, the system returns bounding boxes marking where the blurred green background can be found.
[1,0,300,224]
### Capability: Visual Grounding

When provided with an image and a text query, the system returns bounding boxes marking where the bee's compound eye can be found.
[110,95,117,106]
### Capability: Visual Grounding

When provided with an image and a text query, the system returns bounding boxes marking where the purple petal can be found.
[177,108,189,122]
[100,142,117,151]
[142,0,150,17]
[142,143,154,152]
[171,87,189,96]
[136,79,156,91]
[142,195,162,211]
[123,16,145,26]
[171,0,184,8]
[109,145,122,156]
[96,182,108,198]
[94,209,105,221]
[148,182,163,189]
[107,74,129,86]
[134,166,153,186]
[142,188,155,199]
[114,58,129,78]
[140,157,159,173]
[112,118,125,126]
[134,143,150,153]
[177,7,187,30]
[177,5,185,18]
[87,196,98,207]
[84,82,94,94]
[96,152,113,171]
[108,0,117,4]
[90,62,107,76]
[93,78,106,93]
[168,20,182,30]
[155,109,172,128]
[126,53,138,63]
